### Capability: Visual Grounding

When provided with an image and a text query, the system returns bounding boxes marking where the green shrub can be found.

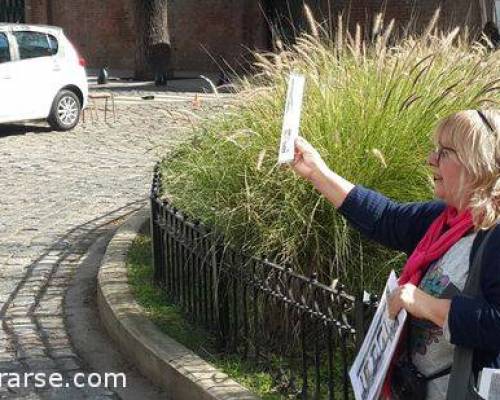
[160,12,500,292]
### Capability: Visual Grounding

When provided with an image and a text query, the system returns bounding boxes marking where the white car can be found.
[0,23,88,131]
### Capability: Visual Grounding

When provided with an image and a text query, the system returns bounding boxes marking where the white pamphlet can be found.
[479,368,500,399]
[349,270,407,400]
[277,73,305,164]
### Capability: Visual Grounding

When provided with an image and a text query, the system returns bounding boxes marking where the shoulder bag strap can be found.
[446,228,496,400]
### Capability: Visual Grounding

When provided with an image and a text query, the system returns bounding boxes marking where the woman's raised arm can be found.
[291,136,354,208]
[291,136,445,254]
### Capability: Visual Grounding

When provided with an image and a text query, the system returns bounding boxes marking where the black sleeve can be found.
[449,225,500,351]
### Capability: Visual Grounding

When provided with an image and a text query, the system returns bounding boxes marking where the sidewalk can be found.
[86,71,234,94]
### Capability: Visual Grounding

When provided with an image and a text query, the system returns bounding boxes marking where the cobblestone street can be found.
[0,82,234,399]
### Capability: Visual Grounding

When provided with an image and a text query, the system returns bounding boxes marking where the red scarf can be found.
[398,206,474,285]
[382,206,474,398]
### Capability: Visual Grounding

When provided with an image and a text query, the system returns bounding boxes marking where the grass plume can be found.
[160,14,500,292]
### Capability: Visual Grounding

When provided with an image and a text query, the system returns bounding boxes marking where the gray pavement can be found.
[0,82,234,399]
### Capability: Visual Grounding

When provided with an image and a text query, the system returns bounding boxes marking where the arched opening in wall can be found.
[0,0,25,23]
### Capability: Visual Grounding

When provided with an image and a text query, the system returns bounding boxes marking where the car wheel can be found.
[48,90,81,131]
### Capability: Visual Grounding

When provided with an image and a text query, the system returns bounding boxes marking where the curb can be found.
[97,206,259,400]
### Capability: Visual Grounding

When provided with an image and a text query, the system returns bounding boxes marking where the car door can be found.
[0,31,17,122]
[10,29,59,120]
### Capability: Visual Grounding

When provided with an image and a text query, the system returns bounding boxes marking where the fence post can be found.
[150,189,162,286]
[354,290,365,352]
[214,236,229,350]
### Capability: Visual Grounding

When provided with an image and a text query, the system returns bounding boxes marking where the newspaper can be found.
[479,368,500,399]
[277,73,305,164]
[349,270,407,400]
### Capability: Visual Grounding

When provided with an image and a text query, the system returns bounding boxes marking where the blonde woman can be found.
[291,110,500,399]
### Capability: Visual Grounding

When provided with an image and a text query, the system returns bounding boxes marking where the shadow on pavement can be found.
[0,200,156,399]
[0,123,53,137]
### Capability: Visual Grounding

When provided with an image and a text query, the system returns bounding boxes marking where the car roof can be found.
[0,23,63,34]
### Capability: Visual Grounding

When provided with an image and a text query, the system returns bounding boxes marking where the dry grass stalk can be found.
[303,4,319,39]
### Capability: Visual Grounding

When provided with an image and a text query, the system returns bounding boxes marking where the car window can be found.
[0,33,10,63]
[13,31,58,60]
[48,35,58,53]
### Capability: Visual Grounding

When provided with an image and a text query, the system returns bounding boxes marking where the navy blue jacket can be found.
[338,185,500,372]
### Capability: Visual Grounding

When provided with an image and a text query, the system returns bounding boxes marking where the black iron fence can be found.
[150,166,377,399]
[0,0,25,23]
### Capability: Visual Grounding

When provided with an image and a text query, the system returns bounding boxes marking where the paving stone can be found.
[0,360,23,372]
[54,357,81,372]
[16,348,47,360]
[48,348,77,360]
[23,357,58,372]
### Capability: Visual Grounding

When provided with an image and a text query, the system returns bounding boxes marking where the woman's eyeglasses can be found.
[431,145,457,165]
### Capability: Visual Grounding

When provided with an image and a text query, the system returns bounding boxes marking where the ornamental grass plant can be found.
[160,9,500,292]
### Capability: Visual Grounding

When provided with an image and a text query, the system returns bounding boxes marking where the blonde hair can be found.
[434,110,500,230]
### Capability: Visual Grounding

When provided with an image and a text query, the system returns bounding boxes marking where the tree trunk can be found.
[134,0,172,82]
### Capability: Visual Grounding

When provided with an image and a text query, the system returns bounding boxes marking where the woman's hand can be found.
[289,136,355,208]
[387,283,418,319]
[387,283,451,328]
[291,136,327,182]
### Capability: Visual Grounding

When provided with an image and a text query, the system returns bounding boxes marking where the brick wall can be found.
[270,0,489,46]
[25,0,48,23]
[51,0,137,72]
[25,0,137,74]
[169,0,268,73]
[24,0,268,76]
[23,0,492,76]
[322,0,487,35]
